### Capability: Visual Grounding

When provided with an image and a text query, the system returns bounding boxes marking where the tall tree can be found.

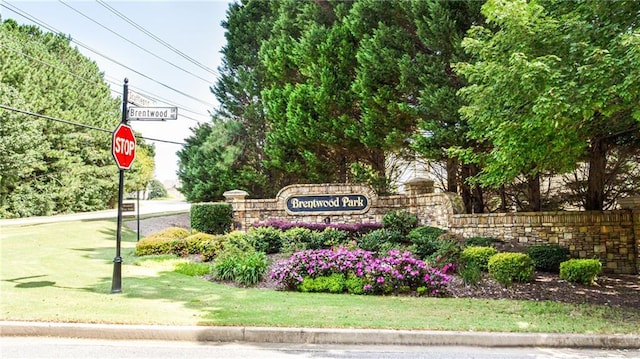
[0,19,153,217]
[455,0,640,211]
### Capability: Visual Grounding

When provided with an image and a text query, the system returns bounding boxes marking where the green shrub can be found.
[465,236,499,247]
[559,259,602,285]
[425,235,462,269]
[299,274,346,294]
[461,246,498,272]
[234,251,268,286]
[135,237,174,256]
[223,231,256,252]
[144,227,190,240]
[174,262,211,276]
[193,234,226,262]
[382,210,418,235]
[526,245,570,273]
[487,252,535,287]
[344,274,367,295]
[184,232,215,255]
[212,247,267,286]
[459,261,482,286]
[407,226,447,259]
[281,227,315,253]
[135,227,191,256]
[245,227,283,254]
[357,229,405,253]
[321,228,349,248]
[190,203,233,234]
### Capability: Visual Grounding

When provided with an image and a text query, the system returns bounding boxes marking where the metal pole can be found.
[111,78,129,294]
[111,168,124,293]
[137,189,140,242]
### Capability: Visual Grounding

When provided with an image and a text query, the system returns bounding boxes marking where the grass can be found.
[1,218,639,334]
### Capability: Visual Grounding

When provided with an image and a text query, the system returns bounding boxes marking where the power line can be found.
[58,0,214,85]
[0,39,209,124]
[96,0,220,77]
[0,104,186,145]
[1,1,215,107]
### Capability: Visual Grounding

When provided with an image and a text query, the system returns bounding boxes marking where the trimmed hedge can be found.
[526,245,570,273]
[559,259,602,285]
[460,246,498,272]
[190,203,233,234]
[487,252,534,287]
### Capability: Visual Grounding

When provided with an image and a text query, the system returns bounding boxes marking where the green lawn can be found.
[1,218,638,334]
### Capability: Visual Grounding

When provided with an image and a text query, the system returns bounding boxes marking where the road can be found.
[2,337,639,359]
[0,200,190,226]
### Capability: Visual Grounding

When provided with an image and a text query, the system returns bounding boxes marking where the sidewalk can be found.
[1,321,639,349]
[0,200,190,226]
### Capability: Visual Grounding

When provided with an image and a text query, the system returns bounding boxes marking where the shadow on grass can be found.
[5,274,76,290]
[80,269,226,323]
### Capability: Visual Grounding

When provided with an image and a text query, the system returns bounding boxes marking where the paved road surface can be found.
[0,200,190,227]
[2,337,639,359]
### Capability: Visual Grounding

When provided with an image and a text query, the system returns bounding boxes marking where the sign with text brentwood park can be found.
[286,194,369,214]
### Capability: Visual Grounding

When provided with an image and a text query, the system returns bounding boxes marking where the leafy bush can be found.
[458,261,482,286]
[135,237,175,256]
[357,229,405,253]
[382,210,418,235]
[135,227,190,256]
[190,233,226,262]
[559,259,602,285]
[321,228,350,248]
[245,227,283,254]
[425,235,462,271]
[460,246,498,272]
[487,253,534,287]
[407,226,447,259]
[281,227,315,253]
[344,274,367,295]
[299,274,346,294]
[526,245,570,273]
[174,262,211,276]
[212,247,267,286]
[190,203,233,234]
[465,237,499,247]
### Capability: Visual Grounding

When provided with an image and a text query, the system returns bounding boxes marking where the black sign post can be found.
[111,79,130,294]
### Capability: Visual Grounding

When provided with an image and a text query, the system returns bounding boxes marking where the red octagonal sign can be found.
[112,123,136,170]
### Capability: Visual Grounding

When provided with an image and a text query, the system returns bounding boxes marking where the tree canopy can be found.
[179,0,639,211]
[0,19,154,217]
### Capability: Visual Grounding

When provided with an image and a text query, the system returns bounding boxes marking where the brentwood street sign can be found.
[127,106,178,121]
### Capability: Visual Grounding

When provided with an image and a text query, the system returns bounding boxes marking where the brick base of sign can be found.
[219,185,639,274]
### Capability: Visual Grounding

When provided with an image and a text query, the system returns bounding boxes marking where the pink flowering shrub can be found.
[269,248,451,296]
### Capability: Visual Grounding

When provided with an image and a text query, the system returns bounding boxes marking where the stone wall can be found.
[224,183,461,229]
[223,185,639,274]
[449,211,638,274]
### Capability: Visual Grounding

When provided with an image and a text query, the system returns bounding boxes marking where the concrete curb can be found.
[1,321,639,349]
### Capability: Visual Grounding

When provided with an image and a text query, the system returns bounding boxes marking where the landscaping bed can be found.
[128,213,640,309]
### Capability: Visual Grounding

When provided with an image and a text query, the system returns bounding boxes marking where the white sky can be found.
[1,0,232,183]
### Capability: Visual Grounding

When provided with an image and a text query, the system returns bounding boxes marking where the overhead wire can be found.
[96,0,220,77]
[1,1,215,108]
[0,104,187,145]
[0,40,209,123]
[57,0,214,85]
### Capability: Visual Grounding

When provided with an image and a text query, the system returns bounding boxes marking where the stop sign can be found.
[112,123,136,170]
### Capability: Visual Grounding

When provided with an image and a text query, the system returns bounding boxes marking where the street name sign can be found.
[128,91,155,107]
[127,106,178,121]
[112,123,136,170]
